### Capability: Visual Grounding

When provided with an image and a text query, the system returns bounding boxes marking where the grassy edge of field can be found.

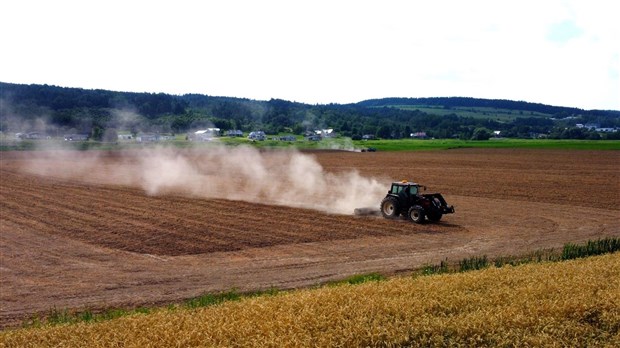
[355,138,620,151]
[2,137,620,152]
[10,237,619,331]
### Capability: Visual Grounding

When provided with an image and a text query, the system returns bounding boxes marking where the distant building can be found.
[410,132,428,139]
[529,132,548,139]
[248,131,266,141]
[279,135,297,142]
[305,135,321,141]
[362,134,375,140]
[118,134,133,140]
[63,133,89,141]
[315,128,336,138]
[16,132,48,139]
[189,129,218,141]
[595,127,617,133]
[192,128,220,141]
[136,133,161,142]
[226,130,243,137]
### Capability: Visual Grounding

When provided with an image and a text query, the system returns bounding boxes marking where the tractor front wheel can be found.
[380,197,400,219]
[408,206,425,224]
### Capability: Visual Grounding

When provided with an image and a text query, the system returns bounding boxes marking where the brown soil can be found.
[1,148,619,328]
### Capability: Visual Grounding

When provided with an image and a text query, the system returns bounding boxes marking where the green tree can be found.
[404,125,412,137]
[171,117,192,133]
[471,128,491,140]
[604,131,620,140]
[376,125,392,139]
[91,126,104,141]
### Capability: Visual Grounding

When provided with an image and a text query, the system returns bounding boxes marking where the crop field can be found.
[3,253,618,347]
[4,135,620,153]
[0,147,619,330]
[391,104,553,120]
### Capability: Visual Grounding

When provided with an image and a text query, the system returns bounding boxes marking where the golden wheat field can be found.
[2,253,618,348]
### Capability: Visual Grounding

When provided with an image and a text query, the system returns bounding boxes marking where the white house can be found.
[193,128,221,141]
[315,128,336,138]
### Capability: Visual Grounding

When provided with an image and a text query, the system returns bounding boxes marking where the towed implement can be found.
[380,180,455,223]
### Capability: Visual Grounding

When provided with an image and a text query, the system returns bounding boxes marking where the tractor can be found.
[380,180,455,223]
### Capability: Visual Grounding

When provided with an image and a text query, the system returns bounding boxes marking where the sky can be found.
[1,0,618,110]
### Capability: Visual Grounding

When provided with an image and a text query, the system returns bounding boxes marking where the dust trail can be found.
[19,146,386,215]
[319,137,361,152]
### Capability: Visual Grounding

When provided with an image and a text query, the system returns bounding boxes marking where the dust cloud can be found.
[19,146,386,215]
[319,137,360,152]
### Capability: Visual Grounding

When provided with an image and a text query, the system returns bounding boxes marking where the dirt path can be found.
[1,148,618,328]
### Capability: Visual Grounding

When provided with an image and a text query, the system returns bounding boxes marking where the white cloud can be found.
[1,0,617,109]
[547,20,583,43]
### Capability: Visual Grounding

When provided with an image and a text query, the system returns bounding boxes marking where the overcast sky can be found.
[1,0,618,110]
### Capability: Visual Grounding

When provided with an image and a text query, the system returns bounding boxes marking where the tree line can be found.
[1,82,619,140]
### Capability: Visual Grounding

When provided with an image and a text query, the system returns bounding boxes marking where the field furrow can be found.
[1,148,618,328]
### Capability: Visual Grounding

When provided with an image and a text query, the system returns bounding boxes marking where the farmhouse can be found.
[279,135,297,142]
[315,128,336,138]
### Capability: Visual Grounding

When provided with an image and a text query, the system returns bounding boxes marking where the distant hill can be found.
[1,82,619,140]
[357,97,619,119]
[357,97,584,114]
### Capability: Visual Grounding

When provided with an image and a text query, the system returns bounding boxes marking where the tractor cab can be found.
[388,180,423,196]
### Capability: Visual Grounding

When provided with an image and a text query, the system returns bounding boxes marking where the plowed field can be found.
[1,148,619,328]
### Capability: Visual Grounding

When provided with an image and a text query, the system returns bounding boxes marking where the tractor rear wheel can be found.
[408,206,425,224]
[380,197,400,219]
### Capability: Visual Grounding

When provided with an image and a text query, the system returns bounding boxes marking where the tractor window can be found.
[391,185,404,194]
[410,186,418,195]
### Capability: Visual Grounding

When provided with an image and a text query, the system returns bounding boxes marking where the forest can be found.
[1,82,619,140]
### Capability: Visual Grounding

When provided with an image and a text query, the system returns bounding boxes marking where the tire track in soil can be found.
[0,175,238,254]
[2,167,451,256]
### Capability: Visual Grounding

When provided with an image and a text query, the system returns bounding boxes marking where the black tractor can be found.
[380,180,455,223]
